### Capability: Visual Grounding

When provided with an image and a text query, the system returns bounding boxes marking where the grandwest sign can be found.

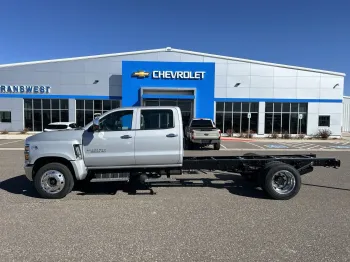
[132,70,206,80]
[0,85,51,94]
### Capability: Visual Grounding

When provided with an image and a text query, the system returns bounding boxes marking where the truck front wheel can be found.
[34,162,75,199]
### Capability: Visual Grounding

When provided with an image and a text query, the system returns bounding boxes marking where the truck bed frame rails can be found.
[89,153,340,198]
[181,153,341,173]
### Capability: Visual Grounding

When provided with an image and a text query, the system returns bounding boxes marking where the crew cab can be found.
[23,106,341,201]
[184,118,221,150]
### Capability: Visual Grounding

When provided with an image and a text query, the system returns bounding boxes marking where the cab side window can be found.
[99,110,133,131]
[140,109,174,130]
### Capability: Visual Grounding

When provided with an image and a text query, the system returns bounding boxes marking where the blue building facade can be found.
[0,47,345,137]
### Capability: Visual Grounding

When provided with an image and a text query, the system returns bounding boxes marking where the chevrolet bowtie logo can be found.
[132,70,150,78]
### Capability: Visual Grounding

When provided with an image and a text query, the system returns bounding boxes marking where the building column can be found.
[258,101,265,135]
[69,99,76,123]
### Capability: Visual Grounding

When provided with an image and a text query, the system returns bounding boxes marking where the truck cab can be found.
[24,106,184,198]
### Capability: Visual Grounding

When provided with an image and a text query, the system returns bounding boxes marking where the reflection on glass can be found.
[43,110,50,129]
[232,113,241,133]
[215,112,224,133]
[33,110,42,131]
[61,110,69,122]
[216,102,224,112]
[265,113,273,133]
[282,113,290,133]
[42,99,50,110]
[76,100,84,110]
[224,111,232,133]
[52,110,59,123]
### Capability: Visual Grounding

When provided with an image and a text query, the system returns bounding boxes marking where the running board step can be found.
[90,178,129,182]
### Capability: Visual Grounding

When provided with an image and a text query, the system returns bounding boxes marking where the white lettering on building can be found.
[152,71,206,80]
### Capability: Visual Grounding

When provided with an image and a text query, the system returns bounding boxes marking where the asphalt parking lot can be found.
[1,147,350,261]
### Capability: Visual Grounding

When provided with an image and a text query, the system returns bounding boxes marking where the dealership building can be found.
[0,47,346,137]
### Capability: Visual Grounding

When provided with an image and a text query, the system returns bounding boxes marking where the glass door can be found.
[143,99,194,127]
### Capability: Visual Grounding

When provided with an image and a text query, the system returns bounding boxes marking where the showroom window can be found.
[0,111,11,123]
[24,99,69,131]
[265,102,308,134]
[76,99,120,127]
[215,102,259,135]
[318,115,330,127]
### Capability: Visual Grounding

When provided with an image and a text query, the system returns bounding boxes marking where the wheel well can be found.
[32,157,76,181]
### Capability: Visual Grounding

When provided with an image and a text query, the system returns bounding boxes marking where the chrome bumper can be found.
[24,164,34,181]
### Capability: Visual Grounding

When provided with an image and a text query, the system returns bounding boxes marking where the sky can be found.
[0,0,349,94]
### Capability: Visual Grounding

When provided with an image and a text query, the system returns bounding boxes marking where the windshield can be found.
[190,119,214,128]
[47,124,68,129]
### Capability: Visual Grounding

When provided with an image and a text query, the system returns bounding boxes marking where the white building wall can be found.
[342,97,350,132]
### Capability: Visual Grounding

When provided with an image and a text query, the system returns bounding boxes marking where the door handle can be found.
[166,133,178,138]
[121,135,132,139]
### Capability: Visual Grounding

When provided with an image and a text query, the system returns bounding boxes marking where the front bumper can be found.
[24,164,34,181]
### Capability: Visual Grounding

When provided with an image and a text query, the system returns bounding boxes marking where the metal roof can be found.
[0,47,345,76]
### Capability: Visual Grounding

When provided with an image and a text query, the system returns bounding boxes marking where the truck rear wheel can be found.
[34,162,74,199]
[260,163,301,200]
[213,142,220,150]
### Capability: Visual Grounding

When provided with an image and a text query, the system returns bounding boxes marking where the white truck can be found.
[184,118,221,150]
[23,106,340,200]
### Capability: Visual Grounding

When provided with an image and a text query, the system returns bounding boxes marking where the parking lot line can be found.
[0,140,23,146]
[220,144,228,149]
[245,141,265,149]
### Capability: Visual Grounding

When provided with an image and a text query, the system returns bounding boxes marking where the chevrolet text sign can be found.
[152,70,206,80]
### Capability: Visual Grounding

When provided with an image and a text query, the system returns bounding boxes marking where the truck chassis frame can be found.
[79,153,340,200]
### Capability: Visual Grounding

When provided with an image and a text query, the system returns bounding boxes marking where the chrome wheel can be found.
[40,170,66,194]
[271,170,296,194]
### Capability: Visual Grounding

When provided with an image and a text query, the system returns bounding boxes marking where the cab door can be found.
[134,108,181,165]
[82,109,136,167]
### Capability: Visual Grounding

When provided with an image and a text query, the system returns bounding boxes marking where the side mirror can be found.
[92,117,100,131]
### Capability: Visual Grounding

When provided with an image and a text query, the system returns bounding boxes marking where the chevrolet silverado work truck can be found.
[184,118,221,150]
[24,106,341,200]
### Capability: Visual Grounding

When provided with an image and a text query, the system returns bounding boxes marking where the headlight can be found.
[24,144,30,162]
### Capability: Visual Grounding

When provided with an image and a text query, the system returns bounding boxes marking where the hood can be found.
[26,129,85,144]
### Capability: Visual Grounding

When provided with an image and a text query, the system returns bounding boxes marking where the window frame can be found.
[23,99,69,131]
[75,99,121,127]
[0,111,11,123]
[318,115,330,127]
[139,108,175,130]
[264,102,308,134]
[96,109,135,132]
[214,102,259,135]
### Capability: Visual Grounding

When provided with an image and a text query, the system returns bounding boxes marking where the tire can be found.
[214,143,220,150]
[34,162,75,199]
[260,163,301,200]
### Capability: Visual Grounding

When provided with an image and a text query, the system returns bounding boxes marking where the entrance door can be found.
[143,99,194,127]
